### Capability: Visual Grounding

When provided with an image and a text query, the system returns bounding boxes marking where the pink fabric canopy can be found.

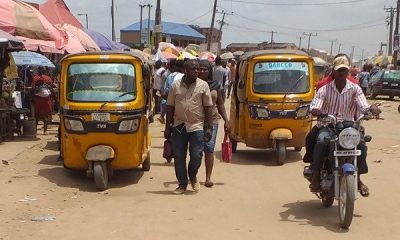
[0,0,68,48]
[56,24,99,51]
[39,0,83,29]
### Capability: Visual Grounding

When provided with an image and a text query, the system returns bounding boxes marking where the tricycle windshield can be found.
[253,61,310,94]
[66,63,136,102]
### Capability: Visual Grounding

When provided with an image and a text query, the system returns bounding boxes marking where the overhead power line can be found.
[222,0,368,6]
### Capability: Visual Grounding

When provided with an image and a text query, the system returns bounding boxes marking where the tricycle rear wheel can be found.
[276,141,286,165]
[142,152,151,171]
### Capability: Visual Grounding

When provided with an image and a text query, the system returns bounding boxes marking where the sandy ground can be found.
[0,97,399,240]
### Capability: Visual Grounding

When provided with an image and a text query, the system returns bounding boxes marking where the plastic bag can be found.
[221,132,232,163]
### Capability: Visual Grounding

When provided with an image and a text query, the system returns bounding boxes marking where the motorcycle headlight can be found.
[296,105,309,118]
[118,118,140,132]
[250,105,269,119]
[64,118,85,132]
[339,127,361,149]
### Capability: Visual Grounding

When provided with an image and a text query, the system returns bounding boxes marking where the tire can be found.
[231,139,238,153]
[321,192,334,208]
[93,162,108,191]
[398,105,400,113]
[294,147,302,152]
[338,174,356,229]
[142,152,150,171]
[276,141,286,166]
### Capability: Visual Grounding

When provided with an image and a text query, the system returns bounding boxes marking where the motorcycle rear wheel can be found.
[338,174,355,229]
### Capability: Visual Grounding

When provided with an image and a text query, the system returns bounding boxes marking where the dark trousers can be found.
[171,125,204,188]
[310,127,368,174]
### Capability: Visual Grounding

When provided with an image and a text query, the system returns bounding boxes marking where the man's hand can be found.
[204,127,212,142]
[311,109,322,117]
[224,120,230,132]
[370,104,381,117]
[164,127,171,139]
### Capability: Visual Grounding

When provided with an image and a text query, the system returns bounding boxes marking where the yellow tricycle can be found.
[230,50,315,165]
[59,52,153,190]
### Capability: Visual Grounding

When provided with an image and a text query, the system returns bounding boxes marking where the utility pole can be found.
[111,0,115,41]
[394,0,400,69]
[268,31,277,48]
[297,36,304,50]
[385,6,396,55]
[217,10,233,50]
[139,4,146,46]
[303,32,317,53]
[207,0,218,51]
[329,39,336,55]
[154,0,162,49]
[147,4,152,47]
[338,43,343,54]
[350,46,355,63]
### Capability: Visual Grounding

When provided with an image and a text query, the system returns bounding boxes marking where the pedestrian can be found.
[153,60,165,114]
[158,60,173,124]
[31,66,55,135]
[160,59,185,125]
[198,60,230,187]
[359,64,370,94]
[212,56,227,101]
[222,59,230,100]
[227,59,236,98]
[164,59,213,194]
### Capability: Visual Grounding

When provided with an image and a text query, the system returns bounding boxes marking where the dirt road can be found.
[1,98,399,240]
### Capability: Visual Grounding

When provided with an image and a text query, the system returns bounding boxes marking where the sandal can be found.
[359,184,370,197]
[205,180,214,188]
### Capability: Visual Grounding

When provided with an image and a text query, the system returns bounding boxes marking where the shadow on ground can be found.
[215,148,302,166]
[280,200,362,233]
[38,154,145,192]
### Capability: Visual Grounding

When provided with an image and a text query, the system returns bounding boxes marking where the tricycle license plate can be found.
[91,113,110,122]
[334,150,361,157]
[391,83,399,87]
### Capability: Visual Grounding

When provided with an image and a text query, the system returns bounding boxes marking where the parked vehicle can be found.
[230,50,315,165]
[59,52,153,190]
[367,70,400,99]
[303,113,377,229]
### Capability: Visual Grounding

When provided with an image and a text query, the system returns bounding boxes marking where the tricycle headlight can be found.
[255,108,269,118]
[118,119,140,132]
[339,127,361,149]
[64,118,84,132]
[296,106,309,118]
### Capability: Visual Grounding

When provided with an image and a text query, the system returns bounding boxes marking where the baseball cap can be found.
[333,56,350,71]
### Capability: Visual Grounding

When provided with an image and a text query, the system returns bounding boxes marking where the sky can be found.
[26,0,393,59]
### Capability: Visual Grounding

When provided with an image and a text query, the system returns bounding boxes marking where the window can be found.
[66,63,136,102]
[253,62,310,94]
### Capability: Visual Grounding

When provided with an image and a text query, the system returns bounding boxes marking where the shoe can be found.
[205,180,214,188]
[190,179,200,192]
[172,186,186,195]
[157,117,165,124]
[309,171,321,192]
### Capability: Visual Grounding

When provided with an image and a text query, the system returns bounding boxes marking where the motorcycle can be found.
[303,113,378,229]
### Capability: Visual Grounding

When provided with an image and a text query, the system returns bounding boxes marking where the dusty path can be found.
[0,98,399,240]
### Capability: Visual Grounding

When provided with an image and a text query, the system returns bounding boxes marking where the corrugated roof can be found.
[121,19,205,40]
[227,43,259,48]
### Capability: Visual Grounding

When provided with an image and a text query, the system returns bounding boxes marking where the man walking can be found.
[164,59,213,194]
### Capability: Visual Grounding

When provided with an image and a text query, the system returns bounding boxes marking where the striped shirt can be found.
[310,79,370,121]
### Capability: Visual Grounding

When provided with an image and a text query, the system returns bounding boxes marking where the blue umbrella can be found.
[84,29,129,51]
[11,51,55,68]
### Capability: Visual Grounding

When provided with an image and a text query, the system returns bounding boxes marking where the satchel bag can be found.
[163,139,173,159]
[221,132,232,163]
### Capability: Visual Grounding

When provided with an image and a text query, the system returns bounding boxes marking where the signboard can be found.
[255,62,310,76]
[141,28,149,44]
[153,24,163,33]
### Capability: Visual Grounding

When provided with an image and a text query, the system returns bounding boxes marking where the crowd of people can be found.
[151,56,236,194]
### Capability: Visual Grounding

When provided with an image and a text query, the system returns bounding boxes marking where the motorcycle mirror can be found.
[364,135,372,143]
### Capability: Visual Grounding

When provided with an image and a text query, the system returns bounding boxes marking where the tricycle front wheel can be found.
[93,162,108,191]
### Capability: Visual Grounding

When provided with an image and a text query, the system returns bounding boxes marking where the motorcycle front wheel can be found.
[338,174,356,229]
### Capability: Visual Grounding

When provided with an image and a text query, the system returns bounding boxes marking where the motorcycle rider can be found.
[309,55,381,196]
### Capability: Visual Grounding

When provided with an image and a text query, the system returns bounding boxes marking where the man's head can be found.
[38,66,46,75]
[222,59,227,68]
[332,55,350,82]
[215,56,222,66]
[184,59,199,82]
[155,60,162,69]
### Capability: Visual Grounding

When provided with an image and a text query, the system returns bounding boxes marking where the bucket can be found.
[22,118,37,138]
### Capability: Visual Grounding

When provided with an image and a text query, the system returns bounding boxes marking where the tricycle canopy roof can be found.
[239,49,309,61]
[61,51,150,64]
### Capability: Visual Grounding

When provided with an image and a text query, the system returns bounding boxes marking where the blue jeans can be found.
[171,125,204,188]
